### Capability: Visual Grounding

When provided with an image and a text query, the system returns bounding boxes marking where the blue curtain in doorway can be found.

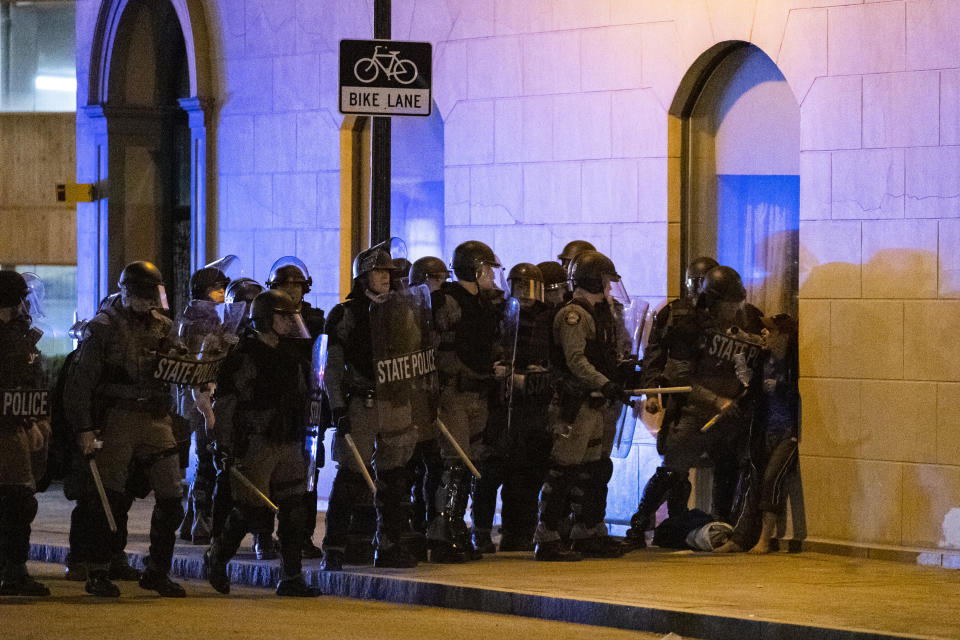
[716,174,799,317]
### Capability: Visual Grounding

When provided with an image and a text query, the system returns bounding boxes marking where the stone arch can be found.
[78,0,215,313]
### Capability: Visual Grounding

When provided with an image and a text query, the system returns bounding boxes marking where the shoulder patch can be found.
[564,311,581,326]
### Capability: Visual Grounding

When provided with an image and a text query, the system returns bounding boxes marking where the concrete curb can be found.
[29,541,918,640]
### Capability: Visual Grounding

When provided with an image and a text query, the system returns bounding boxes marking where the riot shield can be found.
[369,284,438,436]
[204,254,243,281]
[499,296,520,432]
[156,300,231,389]
[305,334,328,492]
[611,299,650,459]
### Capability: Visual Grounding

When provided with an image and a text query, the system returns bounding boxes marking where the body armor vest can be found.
[691,305,765,399]
[95,301,171,403]
[233,334,304,442]
[439,282,499,376]
[552,298,620,384]
[340,296,374,385]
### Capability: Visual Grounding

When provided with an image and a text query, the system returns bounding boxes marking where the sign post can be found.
[340,31,433,246]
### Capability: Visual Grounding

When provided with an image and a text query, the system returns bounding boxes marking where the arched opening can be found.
[104,0,190,312]
[79,0,212,316]
[666,42,805,541]
[672,42,800,317]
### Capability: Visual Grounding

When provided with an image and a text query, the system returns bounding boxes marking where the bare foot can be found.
[713,540,742,553]
[748,538,771,554]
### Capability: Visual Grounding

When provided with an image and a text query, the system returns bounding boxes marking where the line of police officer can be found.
[0,235,767,597]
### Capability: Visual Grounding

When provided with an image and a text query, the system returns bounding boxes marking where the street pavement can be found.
[18,489,960,640]
[2,562,667,640]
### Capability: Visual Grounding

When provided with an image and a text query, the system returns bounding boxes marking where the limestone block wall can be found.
[72,0,960,553]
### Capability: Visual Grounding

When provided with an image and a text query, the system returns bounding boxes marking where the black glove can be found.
[601,381,630,405]
[332,408,351,436]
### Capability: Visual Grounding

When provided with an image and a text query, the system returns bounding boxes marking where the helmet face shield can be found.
[510,277,544,304]
[267,256,312,291]
[274,312,310,339]
[22,272,45,319]
[604,274,630,306]
[122,282,169,311]
[476,259,506,292]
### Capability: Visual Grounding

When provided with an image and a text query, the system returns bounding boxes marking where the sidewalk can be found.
[28,490,960,640]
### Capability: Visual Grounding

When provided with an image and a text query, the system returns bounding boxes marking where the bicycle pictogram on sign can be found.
[339,39,432,117]
[353,45,419,85]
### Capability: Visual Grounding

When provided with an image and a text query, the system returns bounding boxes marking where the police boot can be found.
[85,569,121,598]
[374,467,419,569]
[534,539,581,562]
[471,529,496,555]
[204,547,230,595]
[276,574,322,597]
[427,463,470,564]
[0,563,50,597]
[666,476,693,518]
[625,467,680,549]
[139,567,186,598]
[64,553,87,581]
[109,551,141,581]
[323,468,367,568]
[319,548,345,572]
[571,535,625,558]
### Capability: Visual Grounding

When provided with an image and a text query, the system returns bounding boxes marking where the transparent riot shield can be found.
[369,284,438,436]
[499,296,520,431]
[305,334,328,492]
[611,299,651,459]
[156,300,231,388]
[205,254,243,281]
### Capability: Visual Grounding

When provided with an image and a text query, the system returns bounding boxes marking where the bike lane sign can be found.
[339,39,432,117]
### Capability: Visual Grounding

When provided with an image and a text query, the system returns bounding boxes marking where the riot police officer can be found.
[266,256,325,337]
[405,256,448,554]
[266,257,326,558]
[636,256,718,520]
[535,252,631,561]
[626,266,764,548]
[557,240,596,274]
[426,241,506,563]
[322,241,425,569]
[0,271,50,596]
[205,290,321,597]
[473,263,555,553]
[66,261,186,598]
[537,261,567,309]
[179,264,231,546]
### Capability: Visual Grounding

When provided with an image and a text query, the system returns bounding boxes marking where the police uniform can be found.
[534,297,622,558]
[0,307,50,595]
[207,330,312,589]
[499,301,555,550]
[322,293,419,566]
[65,294,185,594]
[427,281,500,561]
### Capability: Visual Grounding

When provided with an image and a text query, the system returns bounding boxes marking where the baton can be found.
[625,386,692,397]
[436,419,482,479]
[700,388,749,433]
[343,434,377,494]
[86,452,117,534]
[229,466,279,513]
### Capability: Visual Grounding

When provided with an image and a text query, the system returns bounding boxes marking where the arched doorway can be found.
[80,0,213,315]
[672,42,800,317]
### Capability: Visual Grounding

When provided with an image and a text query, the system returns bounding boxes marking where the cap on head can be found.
[225,277,264,305]
[700,265,746,305]
[251,289,297,332]
[571,251,619,295]
[557,240,596,263]
[452,240,498,282]
[409,256,449,286]
[190,267,230,301]
[0,270,28,308]
[266,257,312,293]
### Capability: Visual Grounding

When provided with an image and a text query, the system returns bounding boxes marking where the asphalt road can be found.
[1,563,666,640]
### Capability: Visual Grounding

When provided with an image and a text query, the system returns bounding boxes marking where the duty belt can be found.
[100,383,169,415]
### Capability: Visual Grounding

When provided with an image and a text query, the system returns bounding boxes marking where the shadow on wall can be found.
[798,247,960,549]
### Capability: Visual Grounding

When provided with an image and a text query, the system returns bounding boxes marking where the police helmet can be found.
[537,261,567,292]
[508,263,544,303]
[685,256,719,301]
[190,267,230,301]
[557,240,596,264]
[700,266,746,306]
[251,289,297,333]
[452,240,499,283]
[391,258,412,289]
[570,251,620,295]
[409,256,449,286]
[0,270,28,308]
[266,256,312,293]
[225,277,264,305]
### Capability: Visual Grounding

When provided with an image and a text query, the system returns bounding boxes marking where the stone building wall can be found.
[74,0,960,554]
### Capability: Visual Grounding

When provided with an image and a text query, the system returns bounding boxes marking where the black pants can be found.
[0,486,38,570]
[214,497,307,579]
[730,432,798,549]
